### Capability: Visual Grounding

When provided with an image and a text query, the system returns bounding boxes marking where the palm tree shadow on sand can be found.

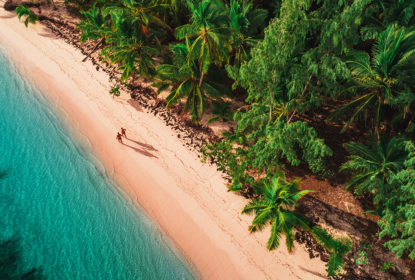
[299,266,328,279]
[0,14,16,19]
[122,142,158,158]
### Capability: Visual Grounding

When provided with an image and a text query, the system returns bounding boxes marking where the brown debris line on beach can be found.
[2,1,415,279]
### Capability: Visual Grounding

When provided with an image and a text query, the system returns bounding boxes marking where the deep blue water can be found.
[0,49,195,279]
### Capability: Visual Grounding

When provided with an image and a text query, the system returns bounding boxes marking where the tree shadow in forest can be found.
[123,143,158,158]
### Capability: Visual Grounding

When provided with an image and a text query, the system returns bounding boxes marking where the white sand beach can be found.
[0,8,327,279]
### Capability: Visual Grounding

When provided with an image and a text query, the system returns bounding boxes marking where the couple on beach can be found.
[116,128,127,143]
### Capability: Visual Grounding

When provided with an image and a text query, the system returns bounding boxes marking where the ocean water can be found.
[0,49,195,279]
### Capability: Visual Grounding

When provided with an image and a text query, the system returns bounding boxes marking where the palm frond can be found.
[267,217,282,250]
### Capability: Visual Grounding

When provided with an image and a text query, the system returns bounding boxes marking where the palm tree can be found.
[176,0,231,87]
[227,0,267,66]
[79,0,170,80]
[79,5,109,41]
[102,5,165,80]
[311,227,352,277]
[106,0,173,38]
[101,17,159,80]
[153,42,229,122]
[241,172,312,251]
[362,0,415,40]
[15,5,38,27]
[340,137,407,202]
[78,5,111,61]
[381,0,415,27]
[336,25,415,135]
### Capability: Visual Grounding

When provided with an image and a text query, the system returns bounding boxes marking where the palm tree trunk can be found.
[375,95,381,141]
[198,70,205,88]
[82,38,105,62]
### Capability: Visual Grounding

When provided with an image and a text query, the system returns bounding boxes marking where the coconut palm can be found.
[336,25,415,135]
[362,0,415,40]
[176,0,231,87]
[340,137,407,201]
[100,8,162,80]
[78,5,109,41]
[153,42,229,122]
[102,28,157,79]
[15,5,38,27]
[380,0,415,27]
[78,5,111,61]
[106,0,172,38]
[241,172,312,251]
[311,227,352,277]
[79,0,170,80]
[227,0,267,66]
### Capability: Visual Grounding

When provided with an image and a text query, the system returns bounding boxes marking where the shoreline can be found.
[0,8,327,280]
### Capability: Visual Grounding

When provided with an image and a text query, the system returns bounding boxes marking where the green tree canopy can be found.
[242,172,312,251]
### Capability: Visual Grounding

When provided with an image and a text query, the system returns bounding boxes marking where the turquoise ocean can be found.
[0,49,195,279]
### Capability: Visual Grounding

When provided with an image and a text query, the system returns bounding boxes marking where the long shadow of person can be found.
[122,143,158,158]
[127,139,158,152]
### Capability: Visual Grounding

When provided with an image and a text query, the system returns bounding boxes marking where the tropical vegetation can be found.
[13,0,415,277]
[241,172,312,252]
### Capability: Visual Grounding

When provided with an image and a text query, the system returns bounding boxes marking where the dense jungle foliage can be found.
[15,0,415,277]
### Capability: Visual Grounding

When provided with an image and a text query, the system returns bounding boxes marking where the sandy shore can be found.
[0,8,327,279]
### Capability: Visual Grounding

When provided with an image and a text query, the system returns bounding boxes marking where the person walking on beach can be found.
[116,132,123,144]
[121,127,127,138]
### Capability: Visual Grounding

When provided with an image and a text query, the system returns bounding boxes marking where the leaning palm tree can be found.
[340,137,407,204]
[153,42,229,122]
[78,5,111,61]
[242,172,312,251]
[79,0,168,80]
[335,25,415,135]
[176,0,231,87]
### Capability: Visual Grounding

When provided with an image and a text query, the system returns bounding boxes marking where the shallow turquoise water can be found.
[0,49,195,279]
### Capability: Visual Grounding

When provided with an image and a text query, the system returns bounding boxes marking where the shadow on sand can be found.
[38,26,59,39]
[0,14,16,19]
[122,142,158,158]
[299,266,328,279]
[127,138,158,152]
